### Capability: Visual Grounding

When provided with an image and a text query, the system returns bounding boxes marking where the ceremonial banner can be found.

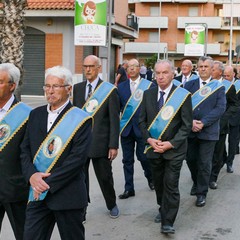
[74,0,107,46]
[184,24,205,56]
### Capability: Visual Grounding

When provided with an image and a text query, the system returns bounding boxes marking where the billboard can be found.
[184,24,206,56]
[74,0,107,46]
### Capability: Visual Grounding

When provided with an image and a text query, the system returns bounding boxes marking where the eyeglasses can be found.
[43,84,69,91]
[83,65,98,69]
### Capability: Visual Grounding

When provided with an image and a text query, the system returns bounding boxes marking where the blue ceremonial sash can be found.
[234,80,240,94]
[0,102,32,151]
[82,82,116,116]
[172,79,182,87]
[221,79,233,94]
[28,107,92,202]
[120,79,152,135]
[192,80,223,111]
[145,87,190,153]
[173,74,198,87]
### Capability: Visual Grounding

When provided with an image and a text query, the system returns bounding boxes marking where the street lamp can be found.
[229,0,233,65]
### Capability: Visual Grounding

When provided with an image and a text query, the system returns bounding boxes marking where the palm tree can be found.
[0,0,26,99]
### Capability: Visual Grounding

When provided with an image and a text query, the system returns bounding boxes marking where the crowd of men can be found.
[0,55,240,239]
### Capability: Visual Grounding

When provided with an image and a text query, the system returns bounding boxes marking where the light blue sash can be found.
[173,74,198,87]
[82,82,116,116]
[120,79,152,135]
[234,80,240,94]
[192,80,223,110]
[28,107,92,202]
[0,102,32,151]
[221,79,233,94]
[145,87,190,153]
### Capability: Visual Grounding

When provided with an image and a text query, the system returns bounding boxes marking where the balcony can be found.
[177,17,222,29]
[176,43,221,55]
[124,42,167,54]
[221,17,240,29]
[138,16,168,29]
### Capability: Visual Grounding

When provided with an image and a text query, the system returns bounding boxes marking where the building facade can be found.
[125,0,240,68]
[0,0,138,95]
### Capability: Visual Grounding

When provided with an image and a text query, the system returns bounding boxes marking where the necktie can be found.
[202,81,206,87]
[131,81,136,94]
[158,91,165,111]
[182,76,187,86]
[87,83,92,99]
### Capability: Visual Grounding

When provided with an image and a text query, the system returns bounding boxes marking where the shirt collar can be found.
[87,77,99,90]
[1,94,15,112]
[158,82,173,96]
[47,99,70,114]
[200,77,211,85]
[130,76,141,85]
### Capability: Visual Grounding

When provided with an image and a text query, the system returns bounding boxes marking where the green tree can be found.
[144,54,158,68]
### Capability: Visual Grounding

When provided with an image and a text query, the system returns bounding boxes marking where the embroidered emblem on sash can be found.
[199,86,211,97]
[0,124,10,142]
[43,135,63,158]
[133,89,144,101]
[85,99,99,113]
[161,106,174,121]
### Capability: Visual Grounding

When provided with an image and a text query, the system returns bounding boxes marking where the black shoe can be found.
[196,195,206,207]
[190,183,197,196]
[209,181,217,190]
[118,190,135,199]
[161,225,175,234]
[227,165,234,173]
[148,181,155,190]
[154,213,161,223]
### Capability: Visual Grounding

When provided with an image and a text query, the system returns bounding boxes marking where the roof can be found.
[26,0,75,10]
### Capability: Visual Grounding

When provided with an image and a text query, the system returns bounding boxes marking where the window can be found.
[189,7,198,17]
[149,32,159,43]
[150,7,159,17]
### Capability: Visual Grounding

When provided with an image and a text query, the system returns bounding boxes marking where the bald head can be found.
[224,65,235,82]
[181,59,193,76]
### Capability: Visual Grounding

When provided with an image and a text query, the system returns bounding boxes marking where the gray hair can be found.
[0,63,20,89]
[198,56,213,67]
[213,60,224,73]
[45,66,73,85]
[154,59,175,73]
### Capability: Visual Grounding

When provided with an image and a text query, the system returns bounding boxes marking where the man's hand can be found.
[30,172,51,197]
[192,120,204,132]
[147,138,173,153]
[108,148,118,161]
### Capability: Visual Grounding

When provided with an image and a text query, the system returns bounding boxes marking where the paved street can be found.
[2,96,240,239]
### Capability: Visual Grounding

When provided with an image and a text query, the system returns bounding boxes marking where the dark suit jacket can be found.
[184,78,226,140]
[220,84,239,133]
[20,102,92,210]
[229,80,240,127]
[118,79,153,138]
[73,79,120,158]
[174,72,197,83]
[0,98,29,202]
[139,84,193,160]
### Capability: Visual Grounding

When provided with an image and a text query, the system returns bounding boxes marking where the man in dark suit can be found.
[73,55,120,218]
[118,58,154,200]
[139,60,192,234]
[184,56,226,207]
[174,59,197,86]
[224,65,240,173]
[209,61,239,189]
[21,66,92,240]
[0,63,31,240]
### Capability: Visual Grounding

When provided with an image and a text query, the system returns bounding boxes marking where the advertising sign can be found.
[75,0,107,46]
